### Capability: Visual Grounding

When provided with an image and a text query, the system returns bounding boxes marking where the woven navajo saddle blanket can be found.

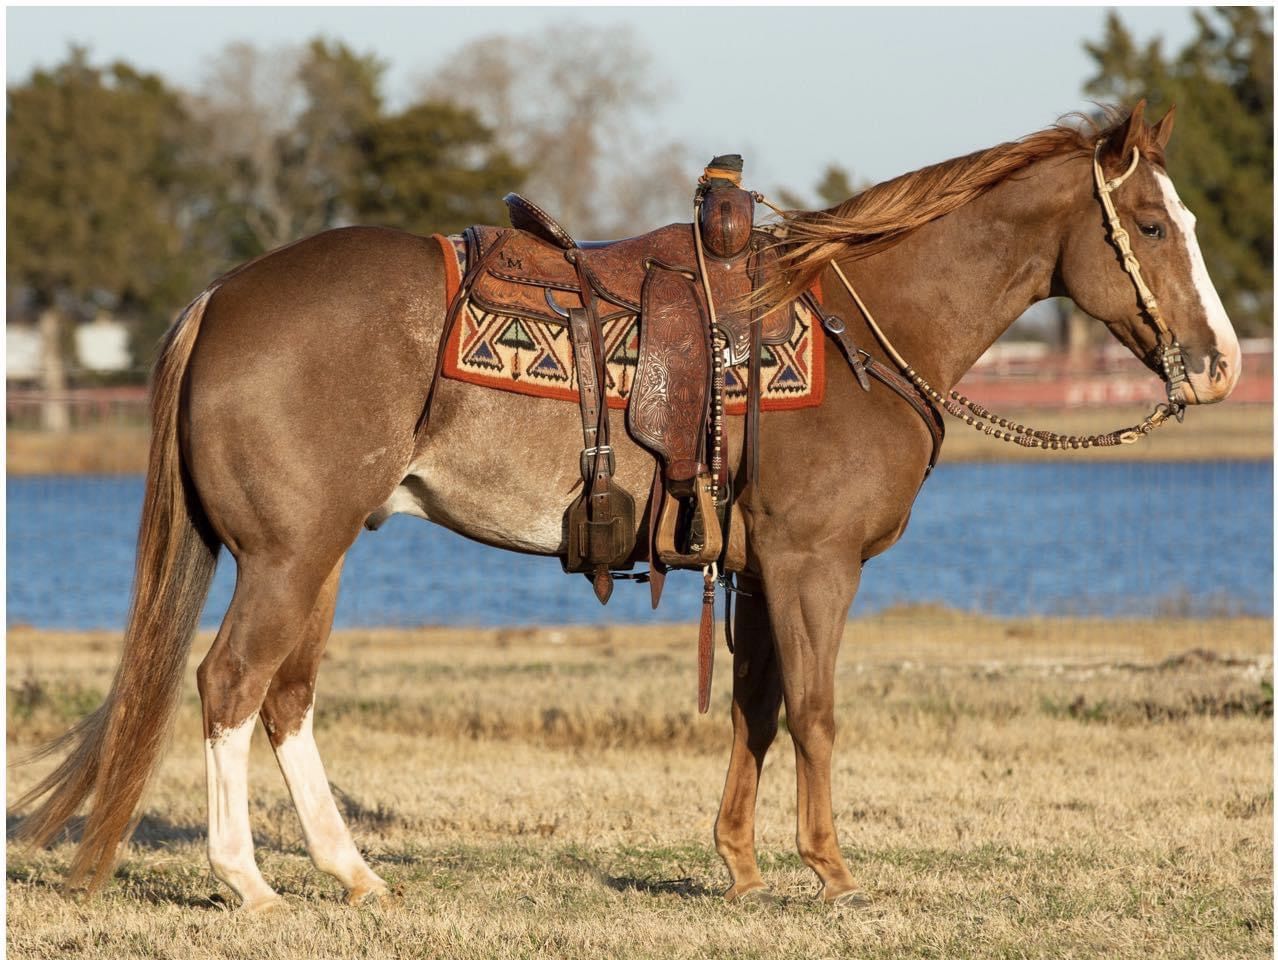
[433,233,825,414]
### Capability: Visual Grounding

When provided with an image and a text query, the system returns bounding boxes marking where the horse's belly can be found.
[372,383,659,557]
[372,463,569,554]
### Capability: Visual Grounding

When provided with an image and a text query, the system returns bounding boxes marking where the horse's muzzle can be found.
[1182,346,1242,405]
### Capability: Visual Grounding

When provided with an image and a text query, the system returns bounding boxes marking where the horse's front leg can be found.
[763,550,863,903]
[713,574,783,900]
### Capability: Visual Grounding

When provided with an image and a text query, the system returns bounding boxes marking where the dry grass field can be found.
[6,402,1272,474]
[937,403,1272,462]
[7,613,1273,959]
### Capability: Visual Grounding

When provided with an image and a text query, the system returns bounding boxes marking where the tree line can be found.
[7,12,1271,387]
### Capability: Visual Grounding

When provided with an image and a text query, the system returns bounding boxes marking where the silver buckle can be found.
[580,444,614,479]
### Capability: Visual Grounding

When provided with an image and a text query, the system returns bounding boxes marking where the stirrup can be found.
[655,473,722,568]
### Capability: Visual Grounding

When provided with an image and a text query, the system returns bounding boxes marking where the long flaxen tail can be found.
[11,289,221,891]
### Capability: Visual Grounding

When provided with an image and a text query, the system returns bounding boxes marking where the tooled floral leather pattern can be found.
[627,266,710,468]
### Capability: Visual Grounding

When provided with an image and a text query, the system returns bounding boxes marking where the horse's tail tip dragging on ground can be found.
[9,289,220,892]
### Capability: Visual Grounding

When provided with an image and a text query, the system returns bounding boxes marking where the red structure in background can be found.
[5,342,1273,427]
[956,340,1273,408]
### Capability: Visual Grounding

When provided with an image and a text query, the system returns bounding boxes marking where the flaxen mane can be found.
[756,108,1165,308]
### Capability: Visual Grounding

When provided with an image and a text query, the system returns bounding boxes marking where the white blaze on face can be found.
[272,706,387,897]
[205,713,280,910]
[1152,169,1242,401]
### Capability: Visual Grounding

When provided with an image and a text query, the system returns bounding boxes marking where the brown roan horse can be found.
[15,103,1240,909]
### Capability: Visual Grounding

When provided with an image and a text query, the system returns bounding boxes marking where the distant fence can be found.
[7,384,149,430]
[956,340,1272,407]
[8,343,1272,430]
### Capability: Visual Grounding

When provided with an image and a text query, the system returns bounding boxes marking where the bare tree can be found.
[195,40,383,253]
[422,24,689,236]
[196,42,304,252]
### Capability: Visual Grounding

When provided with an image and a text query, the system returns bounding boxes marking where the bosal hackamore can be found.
[810,138,1191,450]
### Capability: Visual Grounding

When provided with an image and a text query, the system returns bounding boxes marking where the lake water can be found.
[6,461,1272,630]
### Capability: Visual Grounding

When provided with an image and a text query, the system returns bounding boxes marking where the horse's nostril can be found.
[1209,350,1227,383]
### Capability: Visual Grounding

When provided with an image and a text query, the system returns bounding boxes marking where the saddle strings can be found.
[691,194,730,505]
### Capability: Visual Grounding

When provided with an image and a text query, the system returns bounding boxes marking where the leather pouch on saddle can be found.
[562,481,635,575]
[560,299,636,602]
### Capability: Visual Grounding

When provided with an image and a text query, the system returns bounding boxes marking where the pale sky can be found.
[7,6,1199,198]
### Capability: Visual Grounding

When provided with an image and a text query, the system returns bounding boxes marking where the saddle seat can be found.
[504,192,634,252]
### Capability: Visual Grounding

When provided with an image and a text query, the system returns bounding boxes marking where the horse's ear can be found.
[1120,98,1147,157]
[1151,105,1176,151]
[1102,98,1147,167]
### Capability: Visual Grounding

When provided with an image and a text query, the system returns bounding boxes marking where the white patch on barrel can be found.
[272,706,386,896]
[205,713,280,909]
[1152,169,1241,398]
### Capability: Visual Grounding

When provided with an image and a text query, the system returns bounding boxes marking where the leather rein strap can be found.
[810,293,944,476]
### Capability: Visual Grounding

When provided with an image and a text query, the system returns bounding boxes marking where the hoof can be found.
[239,894,287,915]
[728,885,782,907]
[823,887,872,909]
[345,882,393,907]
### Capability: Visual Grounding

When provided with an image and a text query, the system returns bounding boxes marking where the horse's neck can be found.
[831,156,1084,392]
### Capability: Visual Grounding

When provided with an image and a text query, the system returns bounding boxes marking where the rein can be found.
[810,140,1191,450]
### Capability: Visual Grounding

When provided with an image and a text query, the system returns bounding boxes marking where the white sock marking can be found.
[273,706,385,895]
[205,713,279,908]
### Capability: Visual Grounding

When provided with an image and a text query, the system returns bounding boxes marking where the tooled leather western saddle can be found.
[427,155,943,710]
[438,156,798,607]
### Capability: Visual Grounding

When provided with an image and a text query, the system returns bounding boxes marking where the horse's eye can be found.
[1139,222,1165,240]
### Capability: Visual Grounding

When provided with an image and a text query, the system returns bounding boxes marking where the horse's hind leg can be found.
[259,556,389,905]
[198,550,347,912]
[714,575,784,900]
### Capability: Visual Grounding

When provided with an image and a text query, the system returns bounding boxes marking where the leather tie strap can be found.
[570,253,618,604]
[697,565,716,713]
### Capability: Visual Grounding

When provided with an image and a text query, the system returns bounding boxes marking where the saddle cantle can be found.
[503,193,576,250]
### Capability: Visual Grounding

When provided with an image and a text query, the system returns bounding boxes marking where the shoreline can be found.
[7,403,1274,474]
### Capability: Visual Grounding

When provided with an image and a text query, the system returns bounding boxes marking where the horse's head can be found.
[1057,101,1241,405]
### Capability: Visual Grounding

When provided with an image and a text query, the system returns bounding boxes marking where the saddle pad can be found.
[431,234,825,414]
